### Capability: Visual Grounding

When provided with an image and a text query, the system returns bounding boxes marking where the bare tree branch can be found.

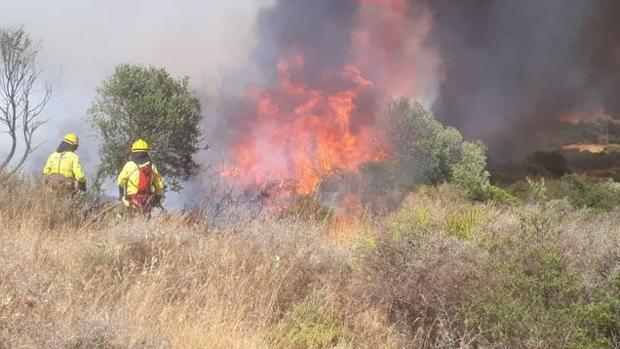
[0,26,50,172]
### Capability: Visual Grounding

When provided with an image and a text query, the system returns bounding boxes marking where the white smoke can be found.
[0,0,274,205]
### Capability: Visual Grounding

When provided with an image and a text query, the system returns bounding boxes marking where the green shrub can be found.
[451,141,492,200]
[443,209,483,240]
[579,272,620,347]
[487,185,520,205]
[465,249,592,347]
[509,174,620,211]
[560,174,620,211]
[387,186,497,243]
[266,300,352,349]
[388,98,510,203]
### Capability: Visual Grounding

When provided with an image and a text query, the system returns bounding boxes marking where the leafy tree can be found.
[388,98,511,202]
[88,64,202,191]
[388,99,464,184]
[451,141,492,199]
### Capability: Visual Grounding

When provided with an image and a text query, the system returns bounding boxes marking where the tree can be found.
[88,64,202,191]
[388,98,506,201]
[0,26,51,172]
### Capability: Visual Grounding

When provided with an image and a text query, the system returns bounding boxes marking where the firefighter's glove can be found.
[78,181,87,192]
[153,196,162,207]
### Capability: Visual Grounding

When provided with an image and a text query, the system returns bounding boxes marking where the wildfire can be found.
[221,53,386,195]
[220,0,437,198]
[561,144,607,154]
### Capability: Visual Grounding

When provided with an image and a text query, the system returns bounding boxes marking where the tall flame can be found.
[220,0,438,196]
[221,52,386,195]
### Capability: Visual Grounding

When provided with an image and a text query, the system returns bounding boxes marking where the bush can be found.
[387,185,496,242]
[388,99,512,203]
[443,209,484,240]
[579,272,620,347]
[509,174,620,211]
[560,174,620,211]
[266,300,352,349]
[464,249,591,347]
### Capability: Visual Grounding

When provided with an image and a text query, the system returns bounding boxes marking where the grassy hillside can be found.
[0,175,619,348]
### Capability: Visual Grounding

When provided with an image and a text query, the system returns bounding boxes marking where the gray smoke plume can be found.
[3,0,619,204]
[428,0,620,160]
[226,0,620,164]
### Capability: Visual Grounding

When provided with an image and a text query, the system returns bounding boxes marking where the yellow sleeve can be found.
[117,162,131,188]
[72,154,86,183]
[152,164,165,196]
[43,153,56,175]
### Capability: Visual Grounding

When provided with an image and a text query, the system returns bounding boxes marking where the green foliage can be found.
[443,209,483,240]
[266,301,352,349]
[387,185,493,242]
[465,249,592,347]
[88,64,202,191]
[388,99,464,185]
[579,272,620,347]
[559,174,620,212]
[487,185,520,205]
[388,98,510,203]
[509,174,620,212]
[451,141,492,200]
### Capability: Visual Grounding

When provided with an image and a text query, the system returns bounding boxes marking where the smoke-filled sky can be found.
[429,0,620,159]
[2,0,619,194]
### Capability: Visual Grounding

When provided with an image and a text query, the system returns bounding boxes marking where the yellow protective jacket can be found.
[43,151,86,183]
[117,160,165,197]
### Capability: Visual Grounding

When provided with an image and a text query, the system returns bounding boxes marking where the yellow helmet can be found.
[63,133,79,146]
[131,139,150,153]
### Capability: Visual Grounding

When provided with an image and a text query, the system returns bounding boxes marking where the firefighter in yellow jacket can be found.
[117,139,165,210]
[43,133,86,192]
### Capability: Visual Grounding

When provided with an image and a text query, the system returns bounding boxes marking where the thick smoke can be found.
[215,0,441,192]
[220,0,620,166]
[428,0,620,160]
[3,0,619,203]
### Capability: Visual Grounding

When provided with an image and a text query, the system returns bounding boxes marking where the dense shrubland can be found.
[1,172,619,348]
[2,99,620,348]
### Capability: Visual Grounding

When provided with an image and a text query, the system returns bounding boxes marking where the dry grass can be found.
[1,175,619,348]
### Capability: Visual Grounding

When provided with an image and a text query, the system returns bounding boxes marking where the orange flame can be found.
[561,144,606,154]
[221,53,386,194]
[221,1,438,197]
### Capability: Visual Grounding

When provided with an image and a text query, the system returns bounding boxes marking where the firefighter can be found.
[43,133,86,193]
[117,139,165,213]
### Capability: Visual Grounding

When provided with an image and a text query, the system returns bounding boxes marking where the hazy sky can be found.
[0,0,269,176]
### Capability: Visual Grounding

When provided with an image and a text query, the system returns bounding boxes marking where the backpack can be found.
[136,162,153,194]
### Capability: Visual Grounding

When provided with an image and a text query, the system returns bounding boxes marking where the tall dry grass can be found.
[1,175,619,348]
